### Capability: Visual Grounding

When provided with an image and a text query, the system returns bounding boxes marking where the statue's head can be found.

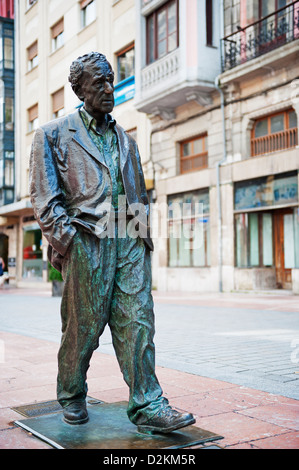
[69,52,115,116]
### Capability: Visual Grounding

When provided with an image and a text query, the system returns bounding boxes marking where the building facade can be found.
[134,0,299,294]
[0,0,151,288]
[0,0,14,280]
[0,0,298,294]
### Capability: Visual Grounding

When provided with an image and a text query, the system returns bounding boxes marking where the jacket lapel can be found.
[68,110,108,168]
[115,124,130,171]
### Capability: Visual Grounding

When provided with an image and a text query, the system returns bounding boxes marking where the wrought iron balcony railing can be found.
[221,1,299,72]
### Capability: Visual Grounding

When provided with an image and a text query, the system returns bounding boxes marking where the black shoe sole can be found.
[137,417,196,434]
[63,415,89,425]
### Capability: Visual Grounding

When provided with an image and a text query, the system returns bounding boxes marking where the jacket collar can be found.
[67,109,129,170]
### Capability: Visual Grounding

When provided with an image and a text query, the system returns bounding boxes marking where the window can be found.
[206,0,213,46]
[23,225,43,280]
[0,151,14,204]
[27,41,38,71]
[5,96,13,131]
[4,37,13,69]
[180,134,208,174]
[28,104,38,132]
[117,44,135,83]
[236,212,273,267]
[27,0,37,9]
[126,127,137,142]
[251,109,298,156]
[52,88,64,119]
[146,0,179,64]
[168,190,210,267]
[51,18,64,52]
[80,0,96,28]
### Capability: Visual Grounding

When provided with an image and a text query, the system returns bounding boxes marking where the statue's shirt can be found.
[79,107,125,214]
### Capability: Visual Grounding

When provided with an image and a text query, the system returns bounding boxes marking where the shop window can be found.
[236,208,299,269]
[180,134,208,174]
[80,0,96,28]
[117,44,135,83]
[251,109,298,156]
[27,41,38,71]
[235,212,274,268]
[23,225,43,280]
[51,18,64,52]
[52,88,64,119]
[168,190,210,267]
[28,104,38,132]
[146,0,179,64]
[234,172,298,211]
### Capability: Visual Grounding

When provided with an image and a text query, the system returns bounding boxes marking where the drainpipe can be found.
[215,0,227,292]
[215,77,227,293]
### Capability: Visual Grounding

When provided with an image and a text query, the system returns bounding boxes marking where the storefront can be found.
[234,171,299,290]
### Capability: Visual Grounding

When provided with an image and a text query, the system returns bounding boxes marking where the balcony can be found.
[221,1,299,72]
[251,128,298,157]
[135,0,221,118]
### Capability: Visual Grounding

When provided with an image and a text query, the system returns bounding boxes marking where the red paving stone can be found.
[0,330,298,449]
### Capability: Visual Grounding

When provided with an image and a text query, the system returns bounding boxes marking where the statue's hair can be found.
[68,52,112,100]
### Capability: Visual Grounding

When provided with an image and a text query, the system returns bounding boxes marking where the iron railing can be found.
[221,1,299,71]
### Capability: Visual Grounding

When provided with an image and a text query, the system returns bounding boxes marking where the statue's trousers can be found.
[57,224,166,424]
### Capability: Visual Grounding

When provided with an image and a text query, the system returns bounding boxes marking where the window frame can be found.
[167,189,210,268]
[146,0,179,65]
[52,87,64,119]
[180,134,208,174]
[28,103,38,133]
[116,43,135,84]
[51,18,64,53]
[80,0,96,29]
[27,41,38,71]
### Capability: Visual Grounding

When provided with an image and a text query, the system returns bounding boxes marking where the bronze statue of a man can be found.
[29,52,195,434]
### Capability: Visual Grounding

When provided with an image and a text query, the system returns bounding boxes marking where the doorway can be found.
[0,233,8,273]
[273,209,294,289]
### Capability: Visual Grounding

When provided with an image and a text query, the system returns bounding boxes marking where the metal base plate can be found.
[14,400,223,450]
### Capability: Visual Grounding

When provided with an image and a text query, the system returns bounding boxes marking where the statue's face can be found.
[80,60,115,117]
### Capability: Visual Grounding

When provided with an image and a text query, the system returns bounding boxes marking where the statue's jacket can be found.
[29,110,153,272]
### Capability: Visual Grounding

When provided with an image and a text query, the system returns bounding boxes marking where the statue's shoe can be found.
[63,400,89,425]
[137,406,195,434]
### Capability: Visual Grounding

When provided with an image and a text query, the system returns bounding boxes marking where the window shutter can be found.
[80,0,93,9]
[27,41,38,60]
[52,88,64,113]
[51,18,64,39]
[28,104,38,122]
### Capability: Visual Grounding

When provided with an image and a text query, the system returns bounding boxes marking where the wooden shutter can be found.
[51,18,64,39]
[52,88,64,113]
[28,104,38,122]
[27,41,38,60]
[80,0,93,9]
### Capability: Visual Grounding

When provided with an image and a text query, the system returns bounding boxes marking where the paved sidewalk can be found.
[0,288,298,449]
[0,330,298,449]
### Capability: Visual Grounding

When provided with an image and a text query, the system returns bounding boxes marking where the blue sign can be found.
[114,76,135,106]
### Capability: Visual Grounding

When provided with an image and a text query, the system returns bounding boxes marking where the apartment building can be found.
[136,0,299,293]
[1,0,298,294]
[0,0,14,279]
[0,0,151,287]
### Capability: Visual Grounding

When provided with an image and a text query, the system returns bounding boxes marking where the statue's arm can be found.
[29,127,77,256]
